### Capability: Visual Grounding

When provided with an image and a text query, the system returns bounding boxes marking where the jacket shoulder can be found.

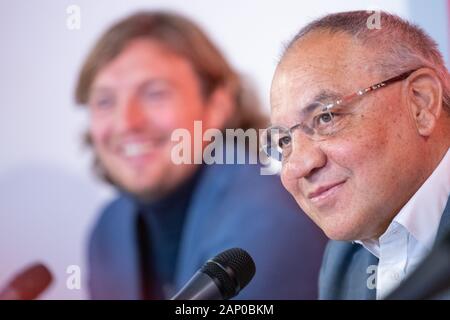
[319,240,378,299]
[177,164,328,299]
[88,194,135,253]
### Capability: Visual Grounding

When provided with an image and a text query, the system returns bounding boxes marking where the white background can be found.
[0,0,448,299]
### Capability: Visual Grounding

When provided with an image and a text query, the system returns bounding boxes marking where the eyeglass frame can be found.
[262,68,420,161]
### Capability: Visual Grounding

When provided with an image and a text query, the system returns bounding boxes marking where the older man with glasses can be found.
[263,11,450,299]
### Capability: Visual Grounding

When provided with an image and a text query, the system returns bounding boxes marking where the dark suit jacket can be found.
[88,163,327,299]
[319,196,450,299]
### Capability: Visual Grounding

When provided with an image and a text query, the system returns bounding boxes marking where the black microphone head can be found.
[201,248,255,300]
[8,263,53,300]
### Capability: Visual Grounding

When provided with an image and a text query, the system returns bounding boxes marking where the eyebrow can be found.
[88,87,114,101]
[137,79,172,91]
[89,79,172,98]
[300,90,341,117]
[270,89,341,127]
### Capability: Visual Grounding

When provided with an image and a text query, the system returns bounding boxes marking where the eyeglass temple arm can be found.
[322,69,418,112]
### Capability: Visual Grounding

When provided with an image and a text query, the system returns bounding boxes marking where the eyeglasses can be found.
[261,69,418,162]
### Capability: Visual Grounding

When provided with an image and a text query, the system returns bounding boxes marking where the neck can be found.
[371,144,449,240]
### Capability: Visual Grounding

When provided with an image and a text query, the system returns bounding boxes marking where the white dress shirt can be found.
[356,148,450,299]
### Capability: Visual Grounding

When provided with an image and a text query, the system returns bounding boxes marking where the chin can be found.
[120,180,163,200]
[315,212,363,241]
[106,168,158,195]
[323,228,356,241]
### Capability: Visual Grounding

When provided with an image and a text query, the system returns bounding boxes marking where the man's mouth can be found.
[307,180,346,204]
[121,141,156,157]
[117,139,166,159]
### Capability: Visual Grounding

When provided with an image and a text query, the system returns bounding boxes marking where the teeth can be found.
[122,142,154,157]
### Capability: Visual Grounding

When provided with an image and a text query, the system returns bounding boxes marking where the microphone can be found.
[0,263,53,300]
[386,229,450,299]
[171,248,256,300]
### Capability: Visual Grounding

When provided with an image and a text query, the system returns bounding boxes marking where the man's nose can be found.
[116,97,147,132]
[282,131,327,180]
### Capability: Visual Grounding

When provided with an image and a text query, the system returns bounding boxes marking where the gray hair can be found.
[283,10,450,113]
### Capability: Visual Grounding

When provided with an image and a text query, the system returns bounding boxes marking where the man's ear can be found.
[405,68,443,136]
[203,86,235,130]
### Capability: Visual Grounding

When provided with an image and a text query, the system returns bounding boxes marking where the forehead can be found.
[270,31,376,125]
[92,38,197,89]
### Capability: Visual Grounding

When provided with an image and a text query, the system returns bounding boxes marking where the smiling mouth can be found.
[119,139,166,158]
[307,181,346,203]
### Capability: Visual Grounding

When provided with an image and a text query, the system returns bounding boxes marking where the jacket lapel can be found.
[434,196,450,244]
[102,195,142,299]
